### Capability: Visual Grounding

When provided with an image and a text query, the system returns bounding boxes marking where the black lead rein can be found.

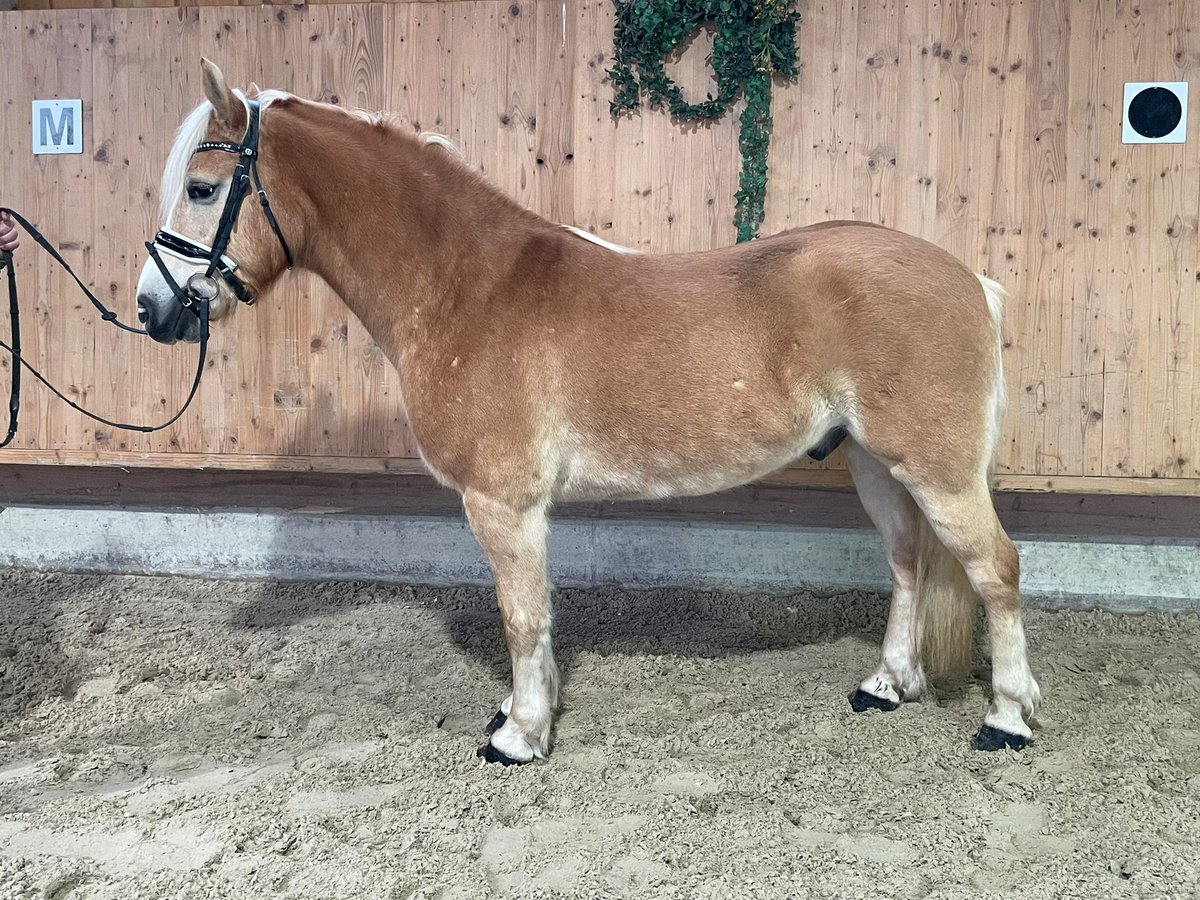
[0,98,291,449]
[0,209,210,449]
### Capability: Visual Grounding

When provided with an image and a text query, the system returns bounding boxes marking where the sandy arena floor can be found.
[0,568,1196,899]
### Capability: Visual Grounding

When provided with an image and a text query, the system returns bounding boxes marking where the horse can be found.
[135,59,1040,765]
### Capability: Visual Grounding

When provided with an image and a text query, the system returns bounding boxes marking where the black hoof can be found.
[849,688,900,713]
[973,724,1028,752]
[477,741,528,766]
[484,710,507,736]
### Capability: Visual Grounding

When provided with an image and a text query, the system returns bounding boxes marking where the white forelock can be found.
[158,89,291,225]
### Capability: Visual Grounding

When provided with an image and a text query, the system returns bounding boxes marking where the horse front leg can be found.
[464,489,559,765]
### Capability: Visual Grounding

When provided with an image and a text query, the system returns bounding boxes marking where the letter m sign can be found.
[32,99,83,154]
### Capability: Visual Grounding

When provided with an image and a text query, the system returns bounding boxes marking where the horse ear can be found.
[200,58,245,130]
[246,81,261,99]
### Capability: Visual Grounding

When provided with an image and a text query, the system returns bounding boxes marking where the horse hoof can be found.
[484,710,507,736]
[849,688,900,713]
[477,741,528,766]
[973,724,1027,752]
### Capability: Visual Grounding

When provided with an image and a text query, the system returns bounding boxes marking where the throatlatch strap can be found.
[252,159,294,269]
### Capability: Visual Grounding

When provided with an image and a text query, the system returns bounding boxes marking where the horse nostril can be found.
[137,303,148,324]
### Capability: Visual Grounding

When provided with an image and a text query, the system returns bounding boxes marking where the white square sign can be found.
[31,99,84,155]
[1122,82,1187,144]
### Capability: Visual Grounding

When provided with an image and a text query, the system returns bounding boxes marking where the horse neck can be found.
[266,102,542,358]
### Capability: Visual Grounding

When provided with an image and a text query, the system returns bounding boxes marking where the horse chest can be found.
[396,352,543,490]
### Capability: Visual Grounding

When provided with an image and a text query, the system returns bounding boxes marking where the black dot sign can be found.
[1127,86,1183,139]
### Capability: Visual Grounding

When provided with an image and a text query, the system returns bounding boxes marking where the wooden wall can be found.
[16,0,456,8]
[0,0,1197,495]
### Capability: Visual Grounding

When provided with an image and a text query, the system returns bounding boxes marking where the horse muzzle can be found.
[137,289,202,344]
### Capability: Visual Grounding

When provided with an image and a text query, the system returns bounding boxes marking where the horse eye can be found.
[186,181,216,202]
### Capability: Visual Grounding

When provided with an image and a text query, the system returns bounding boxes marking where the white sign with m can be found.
[32,99,84,155]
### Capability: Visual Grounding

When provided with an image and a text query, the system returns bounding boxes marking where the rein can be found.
[0,98,290,449]
[0,211,206,449]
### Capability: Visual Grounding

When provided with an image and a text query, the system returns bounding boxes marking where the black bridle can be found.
[0,98,292,448]
[145,99,293,314]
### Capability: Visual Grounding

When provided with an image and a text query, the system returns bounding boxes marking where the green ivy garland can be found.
[608,0,800,242]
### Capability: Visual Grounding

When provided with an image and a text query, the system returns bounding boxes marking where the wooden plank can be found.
[246,3,318,460]
[90,6,136,455]
[852,0,899,227]
[764,12,810,235]
[25,11,94,453]
[1,463,1196,538]
[223,4,307,461]
[1188,5,1200,480]
[1101,1,1150,478]
[16,12,57,450]
[533,0,573,225]
[460,1,537,210]
[0,447,427,472]
[1062,0,1110,478]
[924,0,982,263]
[0,443,1198,497]
[977,0,1031,474]
[769,466,1200,498]
[890,1,937,236]
[569,0,626,246]
[1020,0,1070,478]
[818,0,861,224]
[1153,0,1198,478]
[19,0,482,8]
[992,474,1200,497]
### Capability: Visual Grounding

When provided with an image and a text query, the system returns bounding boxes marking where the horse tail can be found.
[916,274,1008,676]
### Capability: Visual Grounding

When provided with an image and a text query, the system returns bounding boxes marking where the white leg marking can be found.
[491,632,557,761]
[858,577,928,703]
[980,608,1040,737]
[845,442,927,704]
[465,491,559,762]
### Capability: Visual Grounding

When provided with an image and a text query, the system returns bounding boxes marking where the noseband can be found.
[145,98,293,315]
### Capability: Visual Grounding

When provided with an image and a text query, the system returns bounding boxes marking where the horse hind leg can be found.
[463,489,559,765]
[843,440,927,711]
[904,477,1041,749]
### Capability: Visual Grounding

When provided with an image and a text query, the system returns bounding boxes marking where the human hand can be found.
[0,211,19,253]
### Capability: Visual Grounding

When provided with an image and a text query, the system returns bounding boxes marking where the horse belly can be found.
[552,400,840,502]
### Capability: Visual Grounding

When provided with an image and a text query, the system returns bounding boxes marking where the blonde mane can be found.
[369,118,640,254]
[161,90,639,255]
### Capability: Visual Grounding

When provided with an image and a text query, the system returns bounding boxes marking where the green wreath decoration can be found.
[608,0,800,243]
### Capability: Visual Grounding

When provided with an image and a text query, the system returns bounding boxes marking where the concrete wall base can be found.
[0,507,1195,612]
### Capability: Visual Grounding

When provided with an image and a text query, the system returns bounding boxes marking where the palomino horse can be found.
[136,61,1040,764]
